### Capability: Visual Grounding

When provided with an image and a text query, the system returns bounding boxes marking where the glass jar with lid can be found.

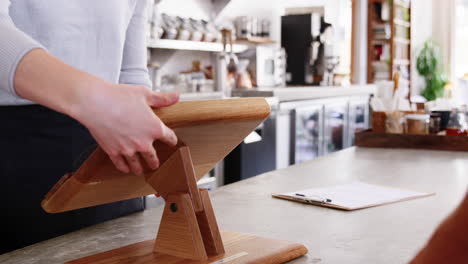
[446,108,468,136]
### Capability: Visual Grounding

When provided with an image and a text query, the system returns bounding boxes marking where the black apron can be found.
[0,105,144,254]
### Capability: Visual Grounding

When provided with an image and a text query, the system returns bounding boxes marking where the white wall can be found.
[411,0,459,97]
[353,0,368,84]
[157,0,213,19]
[410,0,434,96]
[431,0,455,80]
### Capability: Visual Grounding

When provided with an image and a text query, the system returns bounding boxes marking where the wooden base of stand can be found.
[65,231,308,264]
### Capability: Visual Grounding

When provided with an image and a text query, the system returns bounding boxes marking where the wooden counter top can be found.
[1,147,467,264]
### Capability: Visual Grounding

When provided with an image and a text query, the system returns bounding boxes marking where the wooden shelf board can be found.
[372,38,391,41]
[394,19,411,28]
[393,59,410,66]
[236,37,276,44]
[394,38,410,45]
[147,39,248,53]
[372,22,391,27]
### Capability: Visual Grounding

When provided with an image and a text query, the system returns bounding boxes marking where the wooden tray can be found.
[355,130,468,151]
[42,98,271,213]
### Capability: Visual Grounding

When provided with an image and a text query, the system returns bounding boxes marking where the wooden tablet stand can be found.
[147,143,224,260]
[42,98,308,264]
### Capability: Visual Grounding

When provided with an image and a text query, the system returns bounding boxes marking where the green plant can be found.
[416,41,447,101]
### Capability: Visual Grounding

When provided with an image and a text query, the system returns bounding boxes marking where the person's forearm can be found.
[410,193,468,264]
[13,49,109,119]
[13,48,180,175]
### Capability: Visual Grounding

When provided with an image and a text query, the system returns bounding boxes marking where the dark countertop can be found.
[1,147,467,264]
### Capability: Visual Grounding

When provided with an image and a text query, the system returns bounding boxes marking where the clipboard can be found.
[273,181,435,211]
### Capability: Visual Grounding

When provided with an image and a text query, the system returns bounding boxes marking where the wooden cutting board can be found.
[64,231,308,264]
[42,98,271,213]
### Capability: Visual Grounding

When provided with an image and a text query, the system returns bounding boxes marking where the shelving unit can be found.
[367,0,411,90]
[147,38,249,53]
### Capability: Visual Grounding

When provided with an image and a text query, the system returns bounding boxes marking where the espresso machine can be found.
[281,13,338,86]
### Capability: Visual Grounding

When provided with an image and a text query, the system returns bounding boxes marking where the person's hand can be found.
[74,83,179,175]
[13,49,178,175]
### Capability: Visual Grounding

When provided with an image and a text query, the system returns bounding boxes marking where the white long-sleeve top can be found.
[0,0,151,105]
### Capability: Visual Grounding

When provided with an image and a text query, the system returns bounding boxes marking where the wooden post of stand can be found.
[145,145,225,260]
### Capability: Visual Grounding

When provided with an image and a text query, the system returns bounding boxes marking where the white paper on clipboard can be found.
[276,181,434,211]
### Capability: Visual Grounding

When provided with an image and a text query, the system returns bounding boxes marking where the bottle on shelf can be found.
[235,59,253,89]
[446,108,468,136]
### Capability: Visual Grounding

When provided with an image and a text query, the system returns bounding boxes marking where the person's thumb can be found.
[148,92,180,108]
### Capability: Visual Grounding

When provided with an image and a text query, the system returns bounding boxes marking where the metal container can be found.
[176,17,192,40]
[161,14,177,39]
[235,16,251,38]
[250,17,259,37]
[261,19,270,37]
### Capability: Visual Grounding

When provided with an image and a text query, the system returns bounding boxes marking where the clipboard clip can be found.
[295,193,332,204]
